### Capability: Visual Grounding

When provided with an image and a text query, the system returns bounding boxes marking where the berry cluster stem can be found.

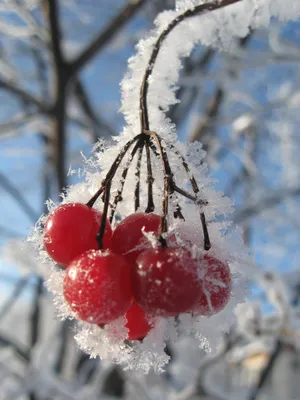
[145,140,155,213]
[86,1,245,251]
[139,0,241,132]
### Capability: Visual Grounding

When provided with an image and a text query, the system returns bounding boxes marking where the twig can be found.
[134,143,144,211]
[86,134,143,208]
[247,339,283,400]
[69,0,147,77]
[0,171,38,222]
[96,181,111,249]
[145,140,155,213]
[148,138,184,220]
[73,79,115,141]
[0,79,49,112]
[109,138,145,222]
[190,87,224,142]
[0,277,29,321]
[0,334,29,362]
[139,0,242,132]
[167,143,211,250]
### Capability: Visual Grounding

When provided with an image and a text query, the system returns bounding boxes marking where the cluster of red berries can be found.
[43,202,231,341]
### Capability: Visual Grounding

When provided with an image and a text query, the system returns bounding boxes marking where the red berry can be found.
[63,250,132,324]
[111,213,161,265]
[132,247,200,317]
[125,301,152,340]
[192,255,231,316]
[43,203,112,266]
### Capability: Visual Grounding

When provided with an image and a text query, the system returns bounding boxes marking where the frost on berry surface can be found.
[27,0,300,373]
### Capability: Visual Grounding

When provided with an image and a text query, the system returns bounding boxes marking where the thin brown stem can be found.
[145,140,155,213]
[168,143,211,250]
[69,0,147,77]
[145,131,173,242]
[96,181,111,250]
[148,138,184,220]
[109,137,145,223]
[86,134,143,208]
[134,143,144,211]
[139,0,242,131]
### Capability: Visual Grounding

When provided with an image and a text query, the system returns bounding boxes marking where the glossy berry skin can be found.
[132,247,200,317]
[63,250,132,325]
[192,255,231,316]
[125,301,152,340]
[43,203,112,266]
[111,213,161,265]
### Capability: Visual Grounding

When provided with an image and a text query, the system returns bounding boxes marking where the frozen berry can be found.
[132,247,200,317]
[111,212,161,265]
[44,203,112,266]
[63,250,132,324]
[192,254,231,316]
[125,301,152,340]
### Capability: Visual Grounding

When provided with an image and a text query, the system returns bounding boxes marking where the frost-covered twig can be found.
[139,0,242,132]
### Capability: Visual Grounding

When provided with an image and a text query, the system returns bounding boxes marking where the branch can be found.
[189,34,252,143]
[0,112,39,137]
[43,0,64,67]
[190,87,224,142]
[69,0,147,76]
[0,79,49,113]
[0,278,29,321]
[247,340,283,400]
[0,334,29,362]
[0,171,38,222]
[73,79,115,140]
[234,186,300,223]
[167,48,215,127]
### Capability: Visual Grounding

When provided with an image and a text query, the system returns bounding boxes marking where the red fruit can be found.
[125,301,152,340]
[192,255,231,316]
[63,250,132,324]
[43,203,112,266]
[132,247,200,317]
[111,213,161,265]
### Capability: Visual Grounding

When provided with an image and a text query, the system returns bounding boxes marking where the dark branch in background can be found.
[0,171,38,222]
[69,0,147,77]
[189,34,252,144]
[0,278,29,321]
[43,0,68,193]
[73,79,115,141]
[54,320,71,373]
[190,86,224,142]
[234,186,300,223]
[247,339,283,400]
[29,277,43,349]
[247,285,300,400]
[28,277,43,400]
[0,79,49,113]
[43,0,64,67]
[0,334,29,362]
[167,48,215,128]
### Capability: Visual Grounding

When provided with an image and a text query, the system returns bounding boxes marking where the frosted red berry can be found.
[43,202,112,266]
[192,255,231,316]
[125,301,152,340]
[132,247,200,317]
[63,250,132,325]
[111,212,161,265]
